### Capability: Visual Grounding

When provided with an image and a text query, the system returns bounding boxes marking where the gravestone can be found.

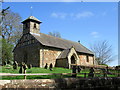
[44,63,48,69]
[77,66,81,73]
[23,64,28,74]
[88,67,95,78]
[72,66,77,77]
[13,61,18,69]
[102,68,107,77]
[28,64,32,69]
[49,63,53,71]
[19,62,24,74]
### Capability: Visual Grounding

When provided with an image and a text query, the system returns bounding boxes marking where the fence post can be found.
[72,66,77,77]
[84,73,86,78]
[60,73,63,78]
[24,70,26,79]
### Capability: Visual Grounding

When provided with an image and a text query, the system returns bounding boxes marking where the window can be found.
[25,23,29,28]
[86,56,89,62]
[34,23,36,28]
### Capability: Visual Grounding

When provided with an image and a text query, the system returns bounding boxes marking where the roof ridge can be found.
[40,33,93,53]
[40,33,80,45]
[32,33,93,55]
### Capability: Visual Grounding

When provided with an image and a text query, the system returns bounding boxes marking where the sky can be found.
[3,2,118,66]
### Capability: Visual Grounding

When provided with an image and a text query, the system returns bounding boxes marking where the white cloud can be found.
[90,31,99,38]
[51,12,67,19]
[75,11,94,19]
[51,12,58,18]
[51,11,94,19]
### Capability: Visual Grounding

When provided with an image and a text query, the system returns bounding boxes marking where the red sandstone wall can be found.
[78,55,94,66]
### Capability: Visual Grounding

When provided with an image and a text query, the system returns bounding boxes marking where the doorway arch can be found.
[71,55,76,64]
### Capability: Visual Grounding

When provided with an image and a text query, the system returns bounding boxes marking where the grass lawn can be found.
[0,65,118,80]
[1,65,73,79]
[1,65,72,73]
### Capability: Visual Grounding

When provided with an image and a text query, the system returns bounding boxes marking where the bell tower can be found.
[22,16,42,35]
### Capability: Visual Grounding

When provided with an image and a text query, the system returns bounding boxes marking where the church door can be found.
[71,55,76,64]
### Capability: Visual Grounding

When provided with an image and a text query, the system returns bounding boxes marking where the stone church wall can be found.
[14,43,40,67]
[40,47,62,68]
[78,54,94,66]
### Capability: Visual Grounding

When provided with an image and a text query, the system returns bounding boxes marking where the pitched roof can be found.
[57,48,70,59]
[22,16,42,23]
[31,33,94,55]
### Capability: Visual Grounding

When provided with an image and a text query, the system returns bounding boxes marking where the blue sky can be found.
[3,2,118,66]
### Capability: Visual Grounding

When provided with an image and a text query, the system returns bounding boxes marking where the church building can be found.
[13,16,95,69]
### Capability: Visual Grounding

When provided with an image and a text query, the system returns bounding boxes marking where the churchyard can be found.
[0,62,119,80]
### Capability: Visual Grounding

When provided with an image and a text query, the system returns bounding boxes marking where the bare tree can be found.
[48,31,61,38]
[0,8,22,64]
[90,40,113,65]
[1,10,22,45]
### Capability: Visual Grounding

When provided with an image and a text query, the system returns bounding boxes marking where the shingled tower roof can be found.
[22,16,42,24]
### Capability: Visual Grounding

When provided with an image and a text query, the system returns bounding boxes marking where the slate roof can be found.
[57,49,70,59]
[31,33,94,55]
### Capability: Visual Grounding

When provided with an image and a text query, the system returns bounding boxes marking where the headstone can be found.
[106,66,109,73]
[22,64,28,79]
[49,63,53,71]
[28,64,32,69]
[19,62,24,74]
[23,64,28,74]
[88,67,95,78]
[77,66,81,73]
[102,68,107,77]
[72,66,77,77]
[44,63,48,69]
[13,61,18,69]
